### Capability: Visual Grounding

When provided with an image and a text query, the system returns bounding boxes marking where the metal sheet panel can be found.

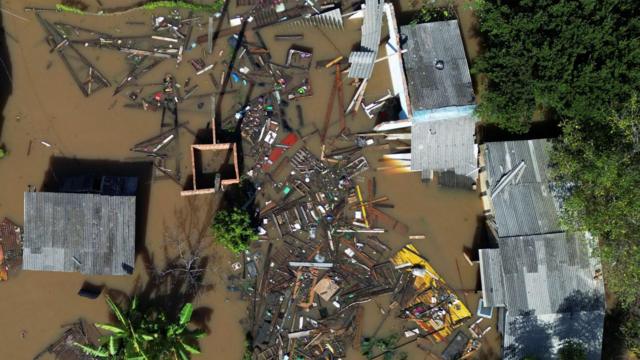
[23,192,135,275]
[400,20,474,111]
[347,0,385,79]
[410,114,477,180]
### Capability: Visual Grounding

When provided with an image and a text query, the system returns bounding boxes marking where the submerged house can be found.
[181,99,240,196]
[22,175,136,275]
[383,19,478,188]
[477,139,605,359]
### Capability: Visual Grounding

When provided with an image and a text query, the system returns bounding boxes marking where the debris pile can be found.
[26,1,491,358]
[0,218,22,281]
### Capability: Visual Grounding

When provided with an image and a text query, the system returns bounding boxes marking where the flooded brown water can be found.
[0,0,498,359]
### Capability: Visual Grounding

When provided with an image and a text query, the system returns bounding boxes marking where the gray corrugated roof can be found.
[484,139,561,237]
[479,248,506,307]
[348,0,384,79]
[493,232,604,359]
[410,114,477,177]
[498,232,602,315]
[400,20,475,111]
[23,192,135,275]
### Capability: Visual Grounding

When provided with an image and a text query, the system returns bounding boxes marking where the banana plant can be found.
[75,296,206,359]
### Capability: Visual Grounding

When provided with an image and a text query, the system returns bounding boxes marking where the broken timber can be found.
[36,13,110,96]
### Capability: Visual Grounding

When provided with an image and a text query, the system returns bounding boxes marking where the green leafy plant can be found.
[622,308,640,355]
[411,3,456,24]
[75,296,206,359]
[55,3,85,14]
[361,334,405,360]
[210,208,257,254]
[141,0,224,13]
[0,147,6,159]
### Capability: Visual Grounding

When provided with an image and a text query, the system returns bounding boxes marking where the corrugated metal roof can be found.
[479,248,506,307]
[410,114,477,179]
[497,232,603,315]
[400,20,475,111]
[484,139,561,237]
[348,0,385,79]
[484,232,605,359]
[23,192,136,275]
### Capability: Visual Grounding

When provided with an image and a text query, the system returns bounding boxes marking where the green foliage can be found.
[241,340,252,360]
[141,0,224,13]
[411,2,456,24]
[361,335,404,360]
[75,296,206,359]
[551,96,640,306]
[55,3,85,14]
[621,308,640,355]
[473,0,640,132]
[0,147,6,159]
[210,208,257,254]
[558,340,587,360]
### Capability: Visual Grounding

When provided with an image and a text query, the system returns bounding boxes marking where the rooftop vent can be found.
[434,60,445,70]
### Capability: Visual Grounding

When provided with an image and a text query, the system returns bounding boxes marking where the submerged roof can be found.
[400,20,475,112]
[484,139,561,237]
[410,114,477,178]
[348,0,385,79]
[480,232,604,359]
[23,192,136,275]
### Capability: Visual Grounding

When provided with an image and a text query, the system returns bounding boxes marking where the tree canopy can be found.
[551,97,640,305]
[473,0,640,133]
[210,208,257,254]
[474,0,640,354]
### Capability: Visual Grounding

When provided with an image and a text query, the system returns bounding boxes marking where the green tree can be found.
[210,208,257,254]
[621,308,640,355]
[558,340,587,360]
[473,0,640,132]
[75,296,206,359]
[551,96,640,306]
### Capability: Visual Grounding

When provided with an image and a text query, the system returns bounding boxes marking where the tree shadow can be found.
[99,196,220,343]
[503,310,553,359]
[555,290,606,359]
[602,305,632,360]
[0,13,13,139]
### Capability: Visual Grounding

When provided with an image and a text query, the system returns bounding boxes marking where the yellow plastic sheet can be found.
[390,244,472,341]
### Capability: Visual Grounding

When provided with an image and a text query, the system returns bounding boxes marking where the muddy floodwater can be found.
[0,0,499,359]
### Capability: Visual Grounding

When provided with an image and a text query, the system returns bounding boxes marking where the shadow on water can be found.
[0,9,14,140]
[107,195,217,334]
[40,157,153,262]
[477,119,562,144]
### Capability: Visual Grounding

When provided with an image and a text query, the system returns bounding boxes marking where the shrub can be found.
[210,208,257,254]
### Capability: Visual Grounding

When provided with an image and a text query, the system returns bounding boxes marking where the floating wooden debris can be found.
[391,244,472,342]
[275,34,304,41]
[36,13,110,96]
[0,218,22,281]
